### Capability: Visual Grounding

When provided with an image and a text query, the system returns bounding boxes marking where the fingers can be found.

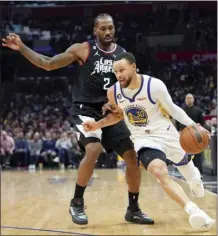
[2,43,9,47]
[206,130,211,140]
[8,33,19,38]
[3,33,18,42]
[102,104,112,115]
[2,38,9,46]
[9,33,19,37]
[82,123,89,132]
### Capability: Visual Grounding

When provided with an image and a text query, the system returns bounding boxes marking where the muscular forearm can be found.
[19,43,73,71]
[19,43,53,70]
[97,113,123,128]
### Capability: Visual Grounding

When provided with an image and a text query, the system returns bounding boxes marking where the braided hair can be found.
[94,13,113,27]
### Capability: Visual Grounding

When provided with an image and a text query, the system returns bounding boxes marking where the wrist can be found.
[96,119,105,129]
[19,42,25,53]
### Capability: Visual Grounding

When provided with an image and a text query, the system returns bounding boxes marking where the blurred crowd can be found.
[0,91,82,170]
[0,2,217,171]
[154,61,217,115]
[1,3,216,52]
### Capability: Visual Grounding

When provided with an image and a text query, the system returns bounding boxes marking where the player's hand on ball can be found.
[196,123,211,139]
[82,121,98,132]
[2,33,23,50]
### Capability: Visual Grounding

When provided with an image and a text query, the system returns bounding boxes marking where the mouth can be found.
[119,78,125,85]
[104,36,112,41]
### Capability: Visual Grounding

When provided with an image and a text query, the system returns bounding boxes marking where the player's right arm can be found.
[82,86,124,132]
[2,33,86,71]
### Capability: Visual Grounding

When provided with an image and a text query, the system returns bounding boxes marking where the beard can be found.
[120,76,132,88]
[98,37,114,47]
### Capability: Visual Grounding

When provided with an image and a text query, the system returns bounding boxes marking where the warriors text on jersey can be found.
[72,40,125,119]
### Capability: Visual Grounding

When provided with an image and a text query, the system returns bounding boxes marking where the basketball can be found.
[180,125,210,154]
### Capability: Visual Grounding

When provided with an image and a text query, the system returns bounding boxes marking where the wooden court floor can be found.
[1,169,217,235]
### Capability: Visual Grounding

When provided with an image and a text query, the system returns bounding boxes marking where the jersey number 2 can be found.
[103,77,110,90]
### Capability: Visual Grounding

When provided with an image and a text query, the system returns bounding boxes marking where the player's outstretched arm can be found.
[82,86,124,132]
[154,80,210,135]
[153,79,195,127]
[2,33,85,71]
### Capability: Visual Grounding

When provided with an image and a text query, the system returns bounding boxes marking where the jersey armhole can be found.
[114,84,118,104]
[147,77,156,104]
[81,41,90,65]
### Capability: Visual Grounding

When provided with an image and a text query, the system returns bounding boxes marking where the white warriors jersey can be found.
[114,74,192,164]
[114,74,172,139]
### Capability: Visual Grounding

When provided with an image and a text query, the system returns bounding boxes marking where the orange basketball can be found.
[179,125,209,154]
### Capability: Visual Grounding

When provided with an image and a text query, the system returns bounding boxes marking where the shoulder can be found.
[66,41,90,63]
[116,44,125,52]
[67,42,88,53]
[195,106,203,113]
[107,85,115,97]
[146,76,166,90]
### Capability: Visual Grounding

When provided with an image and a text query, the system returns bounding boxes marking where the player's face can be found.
[113,59,136,88]
[185,94,194,107]
[94,17,115,46]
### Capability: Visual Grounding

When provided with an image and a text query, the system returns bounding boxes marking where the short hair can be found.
[186,93,194,98]
[114,52,136,64]
[94,13,113,26]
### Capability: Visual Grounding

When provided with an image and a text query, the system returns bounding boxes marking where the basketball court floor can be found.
[1,168,217,235]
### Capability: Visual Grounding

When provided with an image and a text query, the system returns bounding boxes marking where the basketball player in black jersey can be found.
[2,14,154,225]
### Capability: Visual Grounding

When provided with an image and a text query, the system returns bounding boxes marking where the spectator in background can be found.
[41,131,57,167]
[176,93,209,174]
[0,130,15,169]
[13,131,29,168]
[68,131,82,168]
[210,102,217,116]
[55,132,72,169]
[28,132,42,171]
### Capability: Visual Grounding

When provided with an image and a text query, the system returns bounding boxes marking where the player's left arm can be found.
[82,86,124,132]
[152,79,196,127]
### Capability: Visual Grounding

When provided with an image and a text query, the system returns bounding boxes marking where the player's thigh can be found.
[138,148,167,171]
[101,120,134,156]
[72,115,103,154]
[165,140,191,166]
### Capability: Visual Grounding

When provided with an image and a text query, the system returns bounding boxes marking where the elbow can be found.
[44,66,52,71]
[42,61,54,71]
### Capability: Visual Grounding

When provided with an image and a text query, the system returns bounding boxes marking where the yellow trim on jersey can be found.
[157,101,170,119]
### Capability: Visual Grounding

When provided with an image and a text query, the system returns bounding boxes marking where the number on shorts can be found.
[103,77,110,90]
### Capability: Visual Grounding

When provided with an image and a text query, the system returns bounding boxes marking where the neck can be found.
[96,39,114,51]
[128,74,141,90]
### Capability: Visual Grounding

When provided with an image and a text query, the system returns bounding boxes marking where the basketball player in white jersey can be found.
[82,52,215,230]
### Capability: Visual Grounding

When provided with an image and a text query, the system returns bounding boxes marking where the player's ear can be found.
[93,27,97,37]
[132,63,137,70]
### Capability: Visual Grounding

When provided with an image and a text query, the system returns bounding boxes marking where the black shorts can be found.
[72,114,133,157]
[138,148,166,170]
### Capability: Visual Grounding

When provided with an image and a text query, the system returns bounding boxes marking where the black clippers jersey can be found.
[72,40,125,105]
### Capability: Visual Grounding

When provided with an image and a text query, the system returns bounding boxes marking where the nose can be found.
[105,29,111,36]
[117,72,122,79]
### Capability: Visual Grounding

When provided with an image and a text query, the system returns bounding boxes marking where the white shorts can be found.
[132,124,186,165]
